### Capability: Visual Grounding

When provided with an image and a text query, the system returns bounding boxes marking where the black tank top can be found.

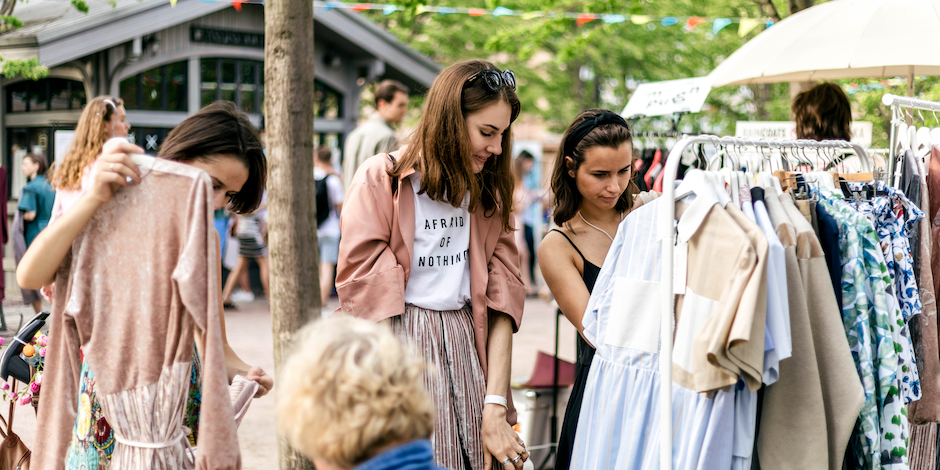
[551,229,599,365]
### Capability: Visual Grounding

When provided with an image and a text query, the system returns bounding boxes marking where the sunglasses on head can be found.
[464,69,517,92]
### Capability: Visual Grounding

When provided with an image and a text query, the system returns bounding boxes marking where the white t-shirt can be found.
[314,167,345,239]
[403,174,472,311]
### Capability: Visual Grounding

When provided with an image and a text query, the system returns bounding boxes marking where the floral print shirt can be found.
[818,192,910,470]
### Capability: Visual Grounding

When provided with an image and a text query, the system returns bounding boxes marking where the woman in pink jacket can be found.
[336,59,528,470]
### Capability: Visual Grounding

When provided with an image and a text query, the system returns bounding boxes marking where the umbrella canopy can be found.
[708,0,940,87]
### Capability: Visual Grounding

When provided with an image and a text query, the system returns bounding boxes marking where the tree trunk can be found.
[265,1,319,469]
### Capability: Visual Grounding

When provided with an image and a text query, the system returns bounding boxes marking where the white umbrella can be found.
[708,0,940,88]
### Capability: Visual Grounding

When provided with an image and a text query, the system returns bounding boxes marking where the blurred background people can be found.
[342,79,409,189]
[315,146,344,307]
[277,315,448,470]
[792,82,853,141]
[16,153,54,313]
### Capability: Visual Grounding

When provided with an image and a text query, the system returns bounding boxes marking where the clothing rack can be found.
[883,93,940,182]
[657,136,870,470]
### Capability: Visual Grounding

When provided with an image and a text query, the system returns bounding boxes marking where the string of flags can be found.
[184,0,774,36]
[844,77,920,96]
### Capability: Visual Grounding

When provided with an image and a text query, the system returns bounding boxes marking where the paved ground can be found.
[0,295,575,468]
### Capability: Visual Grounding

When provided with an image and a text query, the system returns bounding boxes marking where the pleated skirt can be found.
[391,304,485,470]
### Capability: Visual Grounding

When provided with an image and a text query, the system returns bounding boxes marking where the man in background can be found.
[342,80,409,189]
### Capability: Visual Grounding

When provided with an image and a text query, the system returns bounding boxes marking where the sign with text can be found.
[735,121,873,148]
[191,26,264,49]
[622,77,713,118]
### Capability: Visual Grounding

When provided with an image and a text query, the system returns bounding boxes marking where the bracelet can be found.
[484,395,508,408]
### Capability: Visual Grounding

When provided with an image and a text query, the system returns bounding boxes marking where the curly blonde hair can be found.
[52,95,123,190]
[276,315,435,467]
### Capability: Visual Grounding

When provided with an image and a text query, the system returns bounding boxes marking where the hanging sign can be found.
[735,121,874,148]
[190,26,264,48]
[622,77,713,118]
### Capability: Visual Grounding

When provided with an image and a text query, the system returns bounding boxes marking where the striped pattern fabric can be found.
[98,362,193,469]
[391,304,485,470]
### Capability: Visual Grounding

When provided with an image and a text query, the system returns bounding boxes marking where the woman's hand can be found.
[245,366,273,398]
[482,404,528,470]
[88,139,144,205]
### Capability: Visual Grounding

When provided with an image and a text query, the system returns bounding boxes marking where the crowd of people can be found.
[5,54,860,470]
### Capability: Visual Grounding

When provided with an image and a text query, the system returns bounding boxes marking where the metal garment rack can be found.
[883,93,940,181]
[657,136,870,470]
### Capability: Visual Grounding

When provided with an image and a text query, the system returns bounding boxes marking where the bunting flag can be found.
[712,17,733,35]
[686,17,705,30]
[235,0,777,35]
[738,18,761,37]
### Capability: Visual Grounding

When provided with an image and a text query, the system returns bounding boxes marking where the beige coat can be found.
[336,152,526,421]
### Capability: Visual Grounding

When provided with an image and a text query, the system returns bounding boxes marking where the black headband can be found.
[563,111,630,158]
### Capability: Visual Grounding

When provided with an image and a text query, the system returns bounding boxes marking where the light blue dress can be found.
[571,196,735,470]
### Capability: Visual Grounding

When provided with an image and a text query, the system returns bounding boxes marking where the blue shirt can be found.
[354,440,450,470]
[18,174,55,247]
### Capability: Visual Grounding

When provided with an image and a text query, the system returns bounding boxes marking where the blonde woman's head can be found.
[276,315,435,469]
[52,95,127,190]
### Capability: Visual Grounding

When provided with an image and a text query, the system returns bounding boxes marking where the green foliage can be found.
[1,57,49,80]
[363,0,789,134]
[71,0,89,14]
[0,15,21,31]
[365,0,940,138]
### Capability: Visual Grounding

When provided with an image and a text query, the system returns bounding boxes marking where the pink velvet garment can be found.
[35,159,239,469]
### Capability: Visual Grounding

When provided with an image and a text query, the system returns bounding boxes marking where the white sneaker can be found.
[231,290,255,303]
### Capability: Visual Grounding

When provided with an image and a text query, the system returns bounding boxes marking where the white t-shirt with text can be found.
[403,174,472,311]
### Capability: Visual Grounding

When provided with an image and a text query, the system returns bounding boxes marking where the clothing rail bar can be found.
[882,93,940,112]
[883,93,940,183]
[656,135,869,470]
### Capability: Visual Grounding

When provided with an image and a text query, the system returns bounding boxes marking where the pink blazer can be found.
[337,152,526,419]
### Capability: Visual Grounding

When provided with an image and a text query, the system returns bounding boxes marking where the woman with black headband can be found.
[538,109,657,470]
[337,59,528,470]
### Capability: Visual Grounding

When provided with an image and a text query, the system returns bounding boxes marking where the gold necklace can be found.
[578,211,623,242]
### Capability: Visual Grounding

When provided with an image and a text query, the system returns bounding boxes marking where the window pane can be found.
[49,79,70,110]
[201,58,217,84]
[201,89,216,108]
[141,67,162,110]
[165,62,187,111]
[9,88,27,113]
[221,89,236,104]
[29,81,47,111]
[71,84,86,109]
[221,59,236,84]
[240,90,255,114]
[119,76,138,109]
[240,61,254,86]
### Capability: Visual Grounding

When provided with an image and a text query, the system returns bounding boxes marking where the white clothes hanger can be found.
[105,137,155,170]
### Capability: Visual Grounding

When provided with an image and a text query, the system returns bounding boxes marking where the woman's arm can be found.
[16,143,143,289]
[537,232,592,335]
[482,312,527,469]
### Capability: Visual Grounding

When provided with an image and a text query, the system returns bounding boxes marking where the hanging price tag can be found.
[673,241,688,295]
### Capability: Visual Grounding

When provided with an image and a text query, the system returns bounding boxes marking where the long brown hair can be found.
[158,101,267,214]
[391,59,521,231]
[52,96,123,190]
[551,109,636,227]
